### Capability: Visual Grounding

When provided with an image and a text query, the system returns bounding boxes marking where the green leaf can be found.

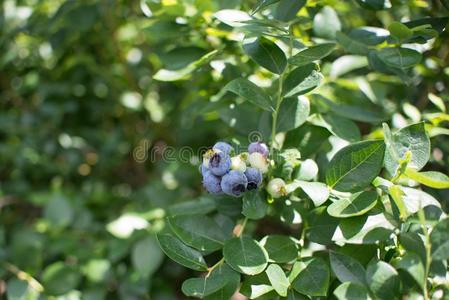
[157,234,208,271]
[42,262,81,295]
[330,251,366,285]
[182,264,238,298]
[355,0,391,10]
[273,0,306,22]
[377,47,422,69]
[336,32,369,55]
[404,169,449,189]
[327,191,378,218]
[399,232,427,264]
[266,264,289,297]
[404,17,449,33]
[326,140,386,192]
[317,113,361,142]
[132,236,164,277]
[223,237,269,275]
[153,50,218,81]
[313,94,386,123]
[388,185,409,220]
[388,22,413,41]
[365,261,399,299]
[7,279,39,300]
[287,180,330,207]
[204,265,240,300]
[223,78,273,111]
[168,197,216,216]
[220,102,262,135]
[333,282,371,300]
[430,218,449,260]
[260,235,299,263]
[313,6,341,39]
[252,0,280,14]
[284,290,308,300]
[291,257,330,296]
[44,195,74,228]
[283,64,323,97]
[243,37,287,74]
[289,43,336,67]
[240,273,275,299]
[332,213,395,244]
[403,17,449,43]
[306,207,339,245]
[214,10,251,27]
[395,252,425,289]
[428,93,446,112]
[349,27,389,46]
[284,124,330,158]
[384,122,430,176]
[243,190,268,220]
[330,55,369,78]
[276,96,310,132]
[399,186,440,215]
[168,214,227,252]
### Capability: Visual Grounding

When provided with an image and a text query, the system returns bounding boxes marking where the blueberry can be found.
[230,155,247,172]
[244,167,262,190]
[199,164,208,175]
[248,152,269,173]
[202,170,223,194]
[213,142,233,155]
[221,170,248,197]
[208,151,231,176]
[267,178,287,198]
[248,142,269,158]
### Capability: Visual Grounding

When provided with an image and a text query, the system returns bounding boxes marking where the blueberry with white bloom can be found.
[199,163,208,175]
[213,142,233,155]
[202,170,223,194]
[248,142,269,158]
[203,149,231,176]
[221,170,248,197]
[244,167,262,190]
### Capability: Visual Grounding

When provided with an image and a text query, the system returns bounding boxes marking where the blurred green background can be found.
[1,0,449,299]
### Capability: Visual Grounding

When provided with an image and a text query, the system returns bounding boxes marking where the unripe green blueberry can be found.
[248,152,269,173]
[231,155,246,172]
[267,178,287,198]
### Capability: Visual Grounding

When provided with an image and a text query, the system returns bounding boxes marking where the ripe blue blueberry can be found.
[213,142,233,155]
[248,142,269,158]
[202,170,223,194]
[221,170,248,197]
[244,167,262,190]
[208,151,231,176]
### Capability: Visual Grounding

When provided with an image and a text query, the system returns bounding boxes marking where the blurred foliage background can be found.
[0,0,448,299]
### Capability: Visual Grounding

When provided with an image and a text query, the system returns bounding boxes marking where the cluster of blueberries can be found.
[200,141,270,197]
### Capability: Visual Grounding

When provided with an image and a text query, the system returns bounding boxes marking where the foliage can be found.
[1,0,449,299]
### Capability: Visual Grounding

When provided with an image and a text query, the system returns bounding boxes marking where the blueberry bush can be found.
[1,0,449,299]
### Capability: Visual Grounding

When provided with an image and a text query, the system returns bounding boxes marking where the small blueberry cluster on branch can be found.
[201,141,269,197]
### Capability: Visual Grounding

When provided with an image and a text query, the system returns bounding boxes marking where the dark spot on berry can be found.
[209,153,221,168]
[247,182,257,190]
[232,184,246,195]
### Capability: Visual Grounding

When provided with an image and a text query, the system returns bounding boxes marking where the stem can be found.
[207,257,224,276]
[270,74,285,153]
[4,262,44,292]
[236,217,249,237]
[208,217,249,276]
[270,25,294,154]
[418,208,432,300]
